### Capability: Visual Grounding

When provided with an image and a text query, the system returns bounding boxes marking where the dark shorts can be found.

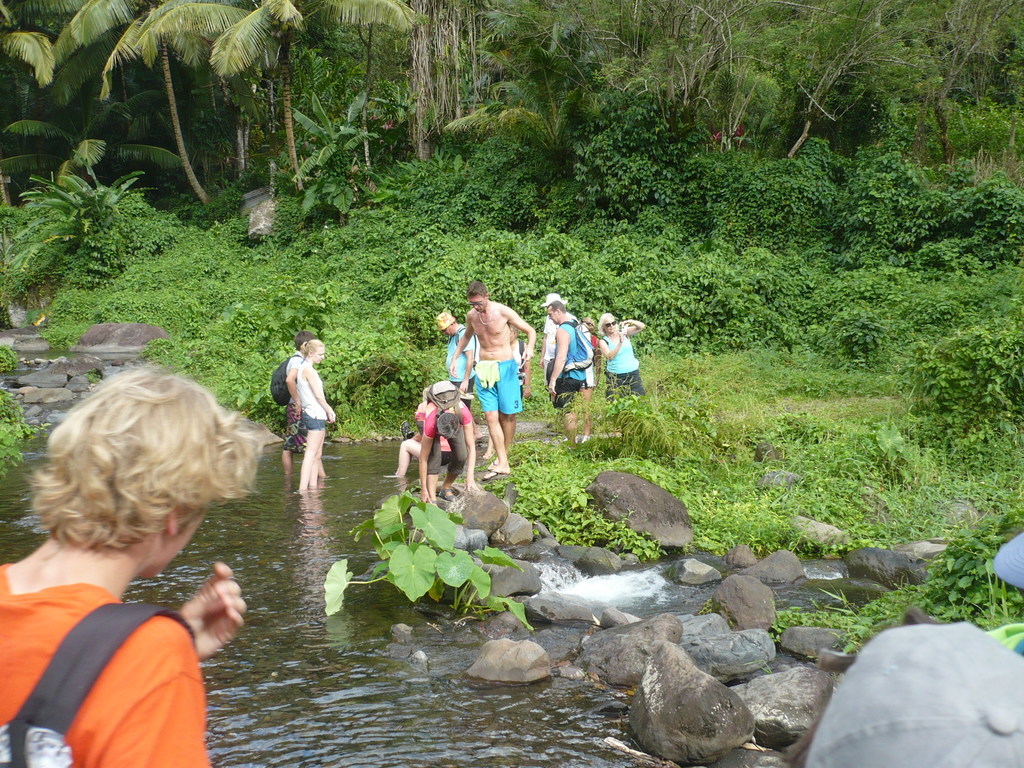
[553,376,584,410]
[606,370,646,399]
[303,413,327,431]
[427,433,466,476]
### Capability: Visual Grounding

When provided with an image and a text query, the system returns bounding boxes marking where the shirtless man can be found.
[449,280,536,479]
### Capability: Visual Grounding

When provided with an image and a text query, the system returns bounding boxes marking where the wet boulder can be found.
[666,558,723,585]
[490,512,534,546]
[449,490,508,536]
[712,575,776,630]
[0,326,49,353]
[778,626,845,659]
[741,550,804,584]
[21,388,75,404]
[578,613,684,687]
[485,559,542,597]
[585,471,692,547]
[680,628,776,682]
[732,666,834,749]
[599,607,640,628]
[453,526,489,552]
[465,638,551,683]
[523,594,605,625]
[47,354,105,378]
[630,641,755,764]
[844,547,926,589]
[894,539,947,562]
[679,613,732,636]
[17,369,68,388]
[725,545,758,569]
[72,322,169,354]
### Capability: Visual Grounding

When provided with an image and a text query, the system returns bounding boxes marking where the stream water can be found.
[1,430,864,767]
[0,438,646,768]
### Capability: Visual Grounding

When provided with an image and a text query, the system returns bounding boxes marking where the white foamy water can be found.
[537,564,673,607]
[802,560,846,580]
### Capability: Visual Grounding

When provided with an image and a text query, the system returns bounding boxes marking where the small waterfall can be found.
[534,560,673,610]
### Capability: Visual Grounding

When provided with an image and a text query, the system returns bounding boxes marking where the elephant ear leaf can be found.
[387,544,439,601]
[324,559,353,616]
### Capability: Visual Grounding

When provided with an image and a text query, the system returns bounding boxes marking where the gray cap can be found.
[806,622,1024,767]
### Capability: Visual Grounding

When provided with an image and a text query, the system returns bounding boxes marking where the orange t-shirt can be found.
[0,564,211,768]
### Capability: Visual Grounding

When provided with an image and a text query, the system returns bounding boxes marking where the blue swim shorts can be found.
[476,358,523,415]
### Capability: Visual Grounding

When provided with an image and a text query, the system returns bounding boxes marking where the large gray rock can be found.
[894,539,947,562]
[778,627,844,659]
[680,628,776,681]
[733,666,834,749]
[575,547,623,576]
[679,613,732,636]
[754,442,783,462]
[666,558,723,585]
[248,197,276,238]
[485,559,542,597]
[758,470,802,488]
[21,388,75,404]
[47,354,105,378]
[245,420,282,447]
[630,641,755,764]
[600,607,640,628]
[578,613,684,686]
[490,512,534,546]
[523,594,605,625]
[712,575,776,630]
[17,370,68,388]
[465,639,550,683]
[72,323,169,354]
[448,490,508,536]
[725,545,758,569]
[844,547,926,589]
[741,550,804,584]
[65,375,92,393]
[585,471,692,547]
[0,326,49,352]
[791,516,850,546]
[454,526,489,552]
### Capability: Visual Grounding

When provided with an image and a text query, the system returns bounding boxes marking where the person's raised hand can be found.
[180,561,247,661]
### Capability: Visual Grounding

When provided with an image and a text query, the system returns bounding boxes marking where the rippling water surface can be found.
[0,439,635,768]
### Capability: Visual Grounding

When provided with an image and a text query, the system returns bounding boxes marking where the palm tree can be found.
[211,0,412,189]
[54,0,246,202]
[1,85,181,179]
[1,0,56,203]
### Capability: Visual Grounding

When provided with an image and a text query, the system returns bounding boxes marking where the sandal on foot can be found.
[438,488,457,502]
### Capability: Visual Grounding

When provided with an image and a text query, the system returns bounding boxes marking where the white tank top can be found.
[296,361,327,419]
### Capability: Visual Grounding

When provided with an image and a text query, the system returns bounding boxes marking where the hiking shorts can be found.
[606,370,646,399]
[476,359,523,415]
[553,376,584,410]
[427,434,465,476]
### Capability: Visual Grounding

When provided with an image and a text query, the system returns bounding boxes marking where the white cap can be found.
[542,293,565,307]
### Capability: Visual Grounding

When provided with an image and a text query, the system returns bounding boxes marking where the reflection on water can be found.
[0,439,634,768]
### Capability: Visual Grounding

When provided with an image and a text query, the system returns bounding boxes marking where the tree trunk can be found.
[161,43,210,204]
[933,98,954,164]
[280,36,303,189]
[410,0,433,160]
[0,144,11,206]
[787,119,812,159]
[362,24,373,168]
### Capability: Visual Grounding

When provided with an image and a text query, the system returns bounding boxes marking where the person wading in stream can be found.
[448,281,536,482]
[0,368,258,768]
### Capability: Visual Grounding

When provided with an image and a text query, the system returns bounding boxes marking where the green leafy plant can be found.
[324,492,532,628]
[0,346,17,373]
[0,390,36,477]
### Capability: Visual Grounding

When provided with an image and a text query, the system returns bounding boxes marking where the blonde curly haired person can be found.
[1,368,259,768]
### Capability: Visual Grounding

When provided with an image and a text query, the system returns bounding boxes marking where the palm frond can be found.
[2,31,55,85]
[211,7,271,76]
[140,0,248,40]
[4,119,73,142]
[69,0,140,46]
[98,19,141,98]
[70,137,107,168]
[52,33,118,103]
[114,143,181,168]
[0,153,63,173]
[265,0,302,26]
[314,0,412,30]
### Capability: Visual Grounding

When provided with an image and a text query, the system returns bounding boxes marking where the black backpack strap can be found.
[7,603,192,767]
